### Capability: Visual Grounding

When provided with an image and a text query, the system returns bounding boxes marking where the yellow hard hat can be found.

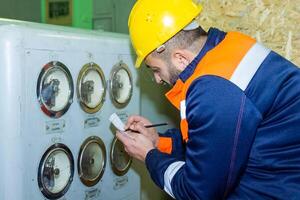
[128,0,203,68]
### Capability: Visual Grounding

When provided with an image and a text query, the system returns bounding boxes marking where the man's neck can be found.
[184,35,208,66]
[194,35,208,59]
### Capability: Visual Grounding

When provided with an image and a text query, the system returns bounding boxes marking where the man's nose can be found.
[153,73,162,84]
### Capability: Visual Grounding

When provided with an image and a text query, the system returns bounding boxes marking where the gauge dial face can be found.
[78,136,106,186]
[110,137,132,176]
[37,61,74,118]
[110,62,133,107]
[77,63,106,113]
[38,144,74,199]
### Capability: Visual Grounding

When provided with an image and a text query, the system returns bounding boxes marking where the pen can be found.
[125,122,168,132]
[144,122,168,128]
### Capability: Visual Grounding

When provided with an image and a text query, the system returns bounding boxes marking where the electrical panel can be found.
[0,19,140,200]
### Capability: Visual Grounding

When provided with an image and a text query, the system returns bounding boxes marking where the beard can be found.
[167,62,181,86]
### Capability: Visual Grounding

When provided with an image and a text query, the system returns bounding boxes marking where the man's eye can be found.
[152,69,160,73]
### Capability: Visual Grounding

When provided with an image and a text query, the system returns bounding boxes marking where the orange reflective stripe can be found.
[165,79,184,110]
[157,137,173,154]
[180,119,189,142]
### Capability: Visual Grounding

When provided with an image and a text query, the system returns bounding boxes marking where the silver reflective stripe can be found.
[230,42,271,91]
[163,161,185,198]
[180,100,186,120]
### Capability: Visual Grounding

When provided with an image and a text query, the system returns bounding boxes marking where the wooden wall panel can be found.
[196,0,300,66]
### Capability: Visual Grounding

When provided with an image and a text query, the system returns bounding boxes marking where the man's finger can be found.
[125,115,139,129]
[133,122,148,134]
[117,131,131,143]
[126,115,142,125]
[125,115,151,129]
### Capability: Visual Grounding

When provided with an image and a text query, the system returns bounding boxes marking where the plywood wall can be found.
[196,0,300,66]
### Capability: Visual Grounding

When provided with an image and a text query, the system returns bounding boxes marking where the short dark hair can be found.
[150,26,207,60]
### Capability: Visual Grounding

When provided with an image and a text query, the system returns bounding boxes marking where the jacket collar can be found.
[165,28,226,109]
[179,28,226,82]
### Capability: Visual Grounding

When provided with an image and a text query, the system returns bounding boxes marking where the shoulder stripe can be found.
[230,43,271,91]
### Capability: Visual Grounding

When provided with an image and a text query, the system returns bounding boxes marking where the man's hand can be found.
[116,129,155,162]
[125,115,159,147]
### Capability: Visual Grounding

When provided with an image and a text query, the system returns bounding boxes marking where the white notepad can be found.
[109,113,133,139]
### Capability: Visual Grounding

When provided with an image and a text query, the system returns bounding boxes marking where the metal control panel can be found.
[0,19,140,200]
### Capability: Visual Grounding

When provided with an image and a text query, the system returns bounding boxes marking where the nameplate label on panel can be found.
[85,188,101,200]
[84,117,100,128]
[113,176,128,190]
[117,112,129,123]
[46,120,65,134]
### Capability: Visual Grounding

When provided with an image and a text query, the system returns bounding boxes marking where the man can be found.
[116,0,300,199]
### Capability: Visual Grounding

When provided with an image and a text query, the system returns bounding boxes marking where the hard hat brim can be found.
[135,56,143,68]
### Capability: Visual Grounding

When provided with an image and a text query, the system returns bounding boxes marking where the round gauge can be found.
[38,143,74,199]
[77,63,106,113]
[78,136,106,187]
[110,62,133,107]
[37,61,74,118]
[110,137,132,176]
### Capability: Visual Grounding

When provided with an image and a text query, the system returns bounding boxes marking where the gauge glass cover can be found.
[38,144,74,199]
[78,136,106,186]
[110,62,133,107]
[37,61,73,118]
[77,63,106,113]
[110,137,132,176]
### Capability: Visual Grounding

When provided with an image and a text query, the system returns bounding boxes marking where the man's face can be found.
[144,55,181,86]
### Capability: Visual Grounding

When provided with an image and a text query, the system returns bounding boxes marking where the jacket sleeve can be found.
[145,76,262,199]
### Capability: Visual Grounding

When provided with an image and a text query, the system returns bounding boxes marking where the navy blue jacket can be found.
[145,28,300,199]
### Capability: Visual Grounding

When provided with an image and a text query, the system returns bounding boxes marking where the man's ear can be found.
[172,49,190,71]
